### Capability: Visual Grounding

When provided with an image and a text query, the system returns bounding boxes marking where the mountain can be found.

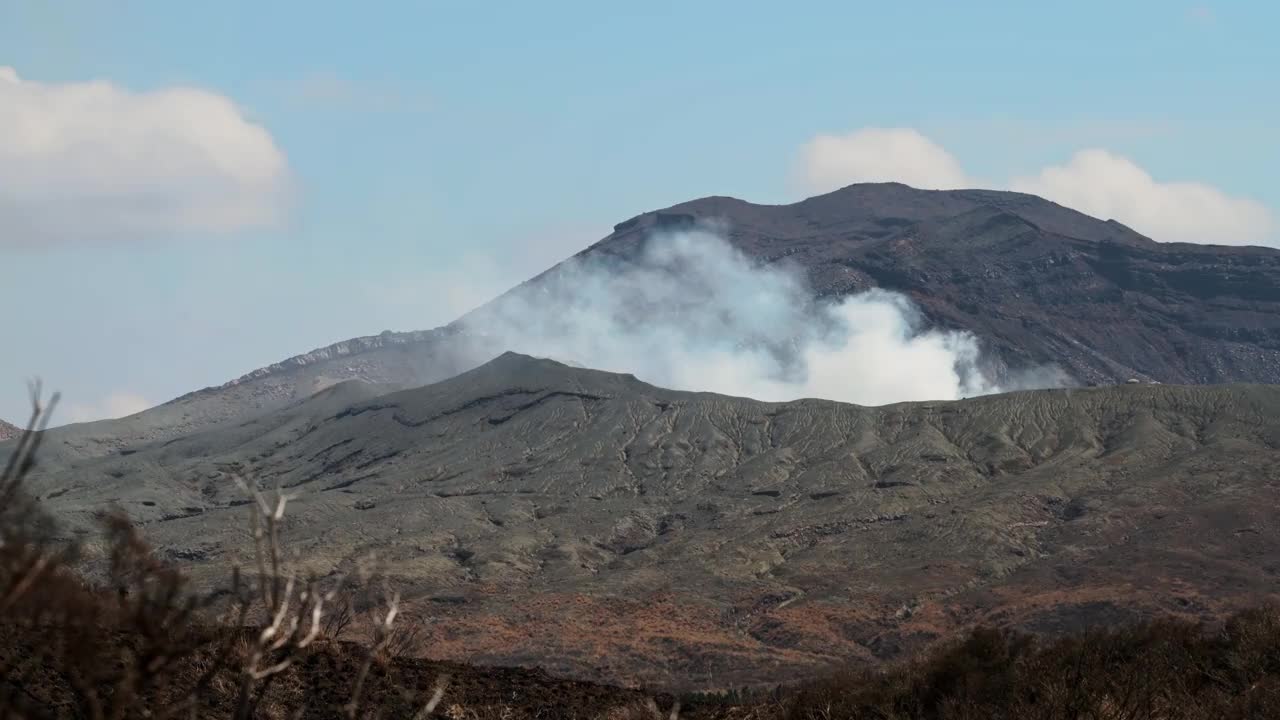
[14,183,1280,684]
[22,183,1280,464]
[24,179,1280,466]
[27,353,1280,687]
[0,419,19,442]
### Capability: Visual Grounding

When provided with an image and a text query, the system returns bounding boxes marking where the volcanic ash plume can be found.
[460,229,1065,405]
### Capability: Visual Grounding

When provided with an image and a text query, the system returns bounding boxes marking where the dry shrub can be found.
[0,387,449,719]
[786,609,1280,720]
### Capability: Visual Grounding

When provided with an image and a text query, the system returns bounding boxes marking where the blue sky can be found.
[1,0,1277,424]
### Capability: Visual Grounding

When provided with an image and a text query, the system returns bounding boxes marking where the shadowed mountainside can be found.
[18,183,1280,466]
[26,353,1280,687]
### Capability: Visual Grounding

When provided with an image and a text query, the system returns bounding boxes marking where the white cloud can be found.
[796,127,1276,246]
[1011,149,1275,245]
[0,66,289,246]
[64,391,152,424]
[797,127,974,194]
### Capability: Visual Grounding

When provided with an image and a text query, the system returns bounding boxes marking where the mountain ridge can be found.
[17,183,1280,464]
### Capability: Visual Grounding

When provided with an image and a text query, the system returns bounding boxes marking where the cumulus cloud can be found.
[461,229,1062,405]
[65,391,152,424]
[1011,149,1275,245]
[797,126,1276,246]
[797,127,974,194]
[0,66,289,246]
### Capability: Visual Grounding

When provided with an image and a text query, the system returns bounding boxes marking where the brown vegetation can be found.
[785,611,1280,719]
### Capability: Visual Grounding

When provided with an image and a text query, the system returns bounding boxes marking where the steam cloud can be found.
[461,230,1064,405]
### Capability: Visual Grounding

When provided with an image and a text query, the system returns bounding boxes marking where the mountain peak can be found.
[425,350,646,398]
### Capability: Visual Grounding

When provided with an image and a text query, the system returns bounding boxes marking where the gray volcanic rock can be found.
[27,353,1280,687]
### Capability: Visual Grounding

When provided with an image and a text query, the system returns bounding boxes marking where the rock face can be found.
[23,183,1280,463]
[27,354,1280,688]
[0,419,19,442]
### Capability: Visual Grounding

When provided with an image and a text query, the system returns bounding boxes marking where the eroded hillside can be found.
[25,353,1280,687]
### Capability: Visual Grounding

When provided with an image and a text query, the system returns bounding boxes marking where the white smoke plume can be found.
[460,229,1063,405]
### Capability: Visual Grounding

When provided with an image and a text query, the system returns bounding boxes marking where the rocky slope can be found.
[28,353,1280,687]
[19,183,1280,466]
[11,328,489,468]
[0,419,19,442]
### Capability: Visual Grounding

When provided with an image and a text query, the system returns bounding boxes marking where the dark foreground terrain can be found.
[7,609,1280,719]
[4,412,1280,719]
[2,561,1280,717]
[16,353,1280,687]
